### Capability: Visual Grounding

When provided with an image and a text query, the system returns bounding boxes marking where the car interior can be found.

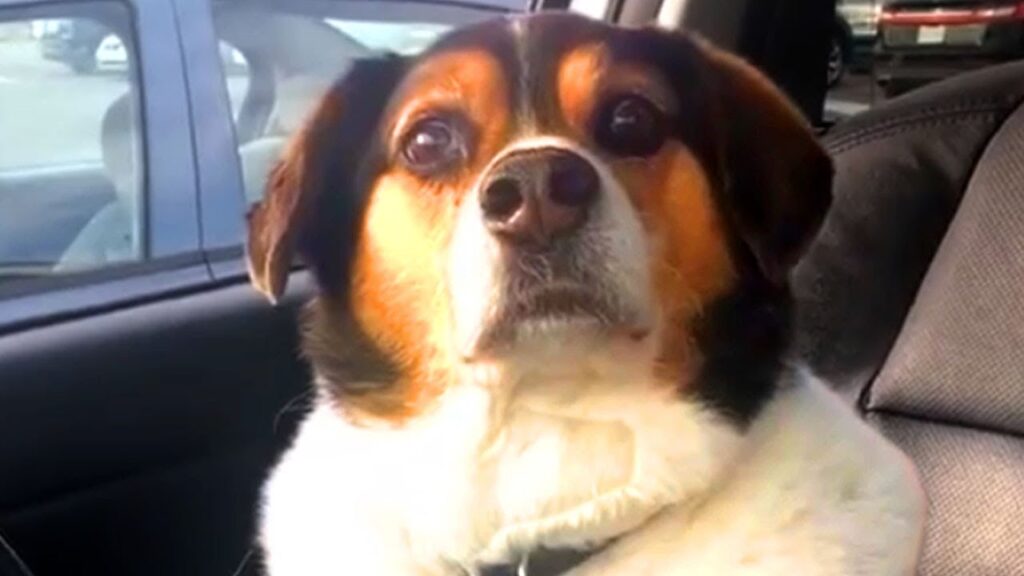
[0,0,1022,574]
[213,6,372,205]
[55,92,141,272]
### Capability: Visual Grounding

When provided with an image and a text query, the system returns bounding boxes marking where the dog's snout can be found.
[480,148,599,247]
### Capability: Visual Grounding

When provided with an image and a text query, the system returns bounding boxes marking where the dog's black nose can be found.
[480,148,599,248]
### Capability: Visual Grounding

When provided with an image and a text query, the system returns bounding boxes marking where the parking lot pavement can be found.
[826,71,884,122]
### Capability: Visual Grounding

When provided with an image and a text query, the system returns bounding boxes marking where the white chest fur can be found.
[258,369,925,576]
[567,376,927,576]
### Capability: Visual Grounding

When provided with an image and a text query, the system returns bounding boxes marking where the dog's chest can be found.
[468,406,647,558]
[391,383,743,566]
[486,409,632,509]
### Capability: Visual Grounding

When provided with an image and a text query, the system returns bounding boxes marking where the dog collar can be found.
[476,542,610,576]
[236,539,610,576]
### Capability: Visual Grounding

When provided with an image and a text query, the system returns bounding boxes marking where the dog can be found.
[246,12,926,576]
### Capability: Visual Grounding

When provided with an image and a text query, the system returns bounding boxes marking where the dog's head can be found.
[247,13,832,424]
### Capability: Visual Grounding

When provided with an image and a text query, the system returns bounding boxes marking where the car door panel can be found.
[4,441,279,576]
[0,1,315,574]
[0,277,314,576]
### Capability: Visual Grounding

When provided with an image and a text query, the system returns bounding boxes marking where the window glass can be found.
[0,4,144,281]
[324,19,451,55]
[211,1,510,206]
[826,0,1024,125]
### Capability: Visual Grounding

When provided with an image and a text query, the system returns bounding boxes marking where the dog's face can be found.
[247,13,832,423]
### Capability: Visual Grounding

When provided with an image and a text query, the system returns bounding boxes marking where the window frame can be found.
[0,0,206,332]
[173,0,248,262]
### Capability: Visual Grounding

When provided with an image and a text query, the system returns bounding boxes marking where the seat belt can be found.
[0,532,33,576]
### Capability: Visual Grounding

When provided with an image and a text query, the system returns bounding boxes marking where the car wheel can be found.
[827,34,846,87]
[69,55,97,75]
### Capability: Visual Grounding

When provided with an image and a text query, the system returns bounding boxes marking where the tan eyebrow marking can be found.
[557,42,678,139]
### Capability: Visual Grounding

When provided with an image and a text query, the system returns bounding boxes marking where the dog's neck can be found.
[337,356,746,569]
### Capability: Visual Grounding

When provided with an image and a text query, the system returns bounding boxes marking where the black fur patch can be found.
[296,55,409,299]
[690,279,794,428]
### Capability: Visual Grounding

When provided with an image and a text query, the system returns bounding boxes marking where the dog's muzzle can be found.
[449,140,651,358]
[479,147,600,251]
[476,148,624,342]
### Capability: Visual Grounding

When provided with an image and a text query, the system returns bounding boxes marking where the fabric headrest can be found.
[868,99,1024,434]
[101,93,137,201]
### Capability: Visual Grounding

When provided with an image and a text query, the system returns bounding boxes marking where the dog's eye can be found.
[401,118,465,174]
[594,95,666,158]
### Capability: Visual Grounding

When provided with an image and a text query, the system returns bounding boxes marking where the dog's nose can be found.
[480,148,599,248]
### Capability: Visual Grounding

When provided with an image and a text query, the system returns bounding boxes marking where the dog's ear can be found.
[703,47,833,285]
[247,56,407,303]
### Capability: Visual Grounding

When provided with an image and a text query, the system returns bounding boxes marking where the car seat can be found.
[55,92,140,272]
[794,60,1024,575]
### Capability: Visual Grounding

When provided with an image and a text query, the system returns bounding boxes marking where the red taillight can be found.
[978,5,1018,19]
[880,2,1024,25]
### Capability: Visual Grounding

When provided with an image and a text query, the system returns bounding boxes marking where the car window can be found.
[324,19,451,55]
[826,0,1024,125]
[0,4,144,281]
[211,0,511,207]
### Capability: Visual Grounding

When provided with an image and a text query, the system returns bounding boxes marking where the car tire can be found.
[69,55,97,75]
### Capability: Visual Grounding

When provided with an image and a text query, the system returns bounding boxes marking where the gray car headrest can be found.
[239,137,286,205]
[868,97,1024,435]
[101,92,138,204]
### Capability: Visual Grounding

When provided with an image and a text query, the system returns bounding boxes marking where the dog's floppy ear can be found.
[704,47,833,285]
[247,56,407,303]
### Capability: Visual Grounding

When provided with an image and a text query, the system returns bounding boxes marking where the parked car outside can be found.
[837,0,882,73]
[38,18,107,74]
[875,0,1024,95]
[93,33,128,72]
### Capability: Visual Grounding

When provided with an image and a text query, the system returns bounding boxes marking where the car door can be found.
[0,1,311,575]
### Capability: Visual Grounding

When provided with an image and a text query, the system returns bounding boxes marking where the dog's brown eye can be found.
[401,118,465,174]
[595,95,666,158]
